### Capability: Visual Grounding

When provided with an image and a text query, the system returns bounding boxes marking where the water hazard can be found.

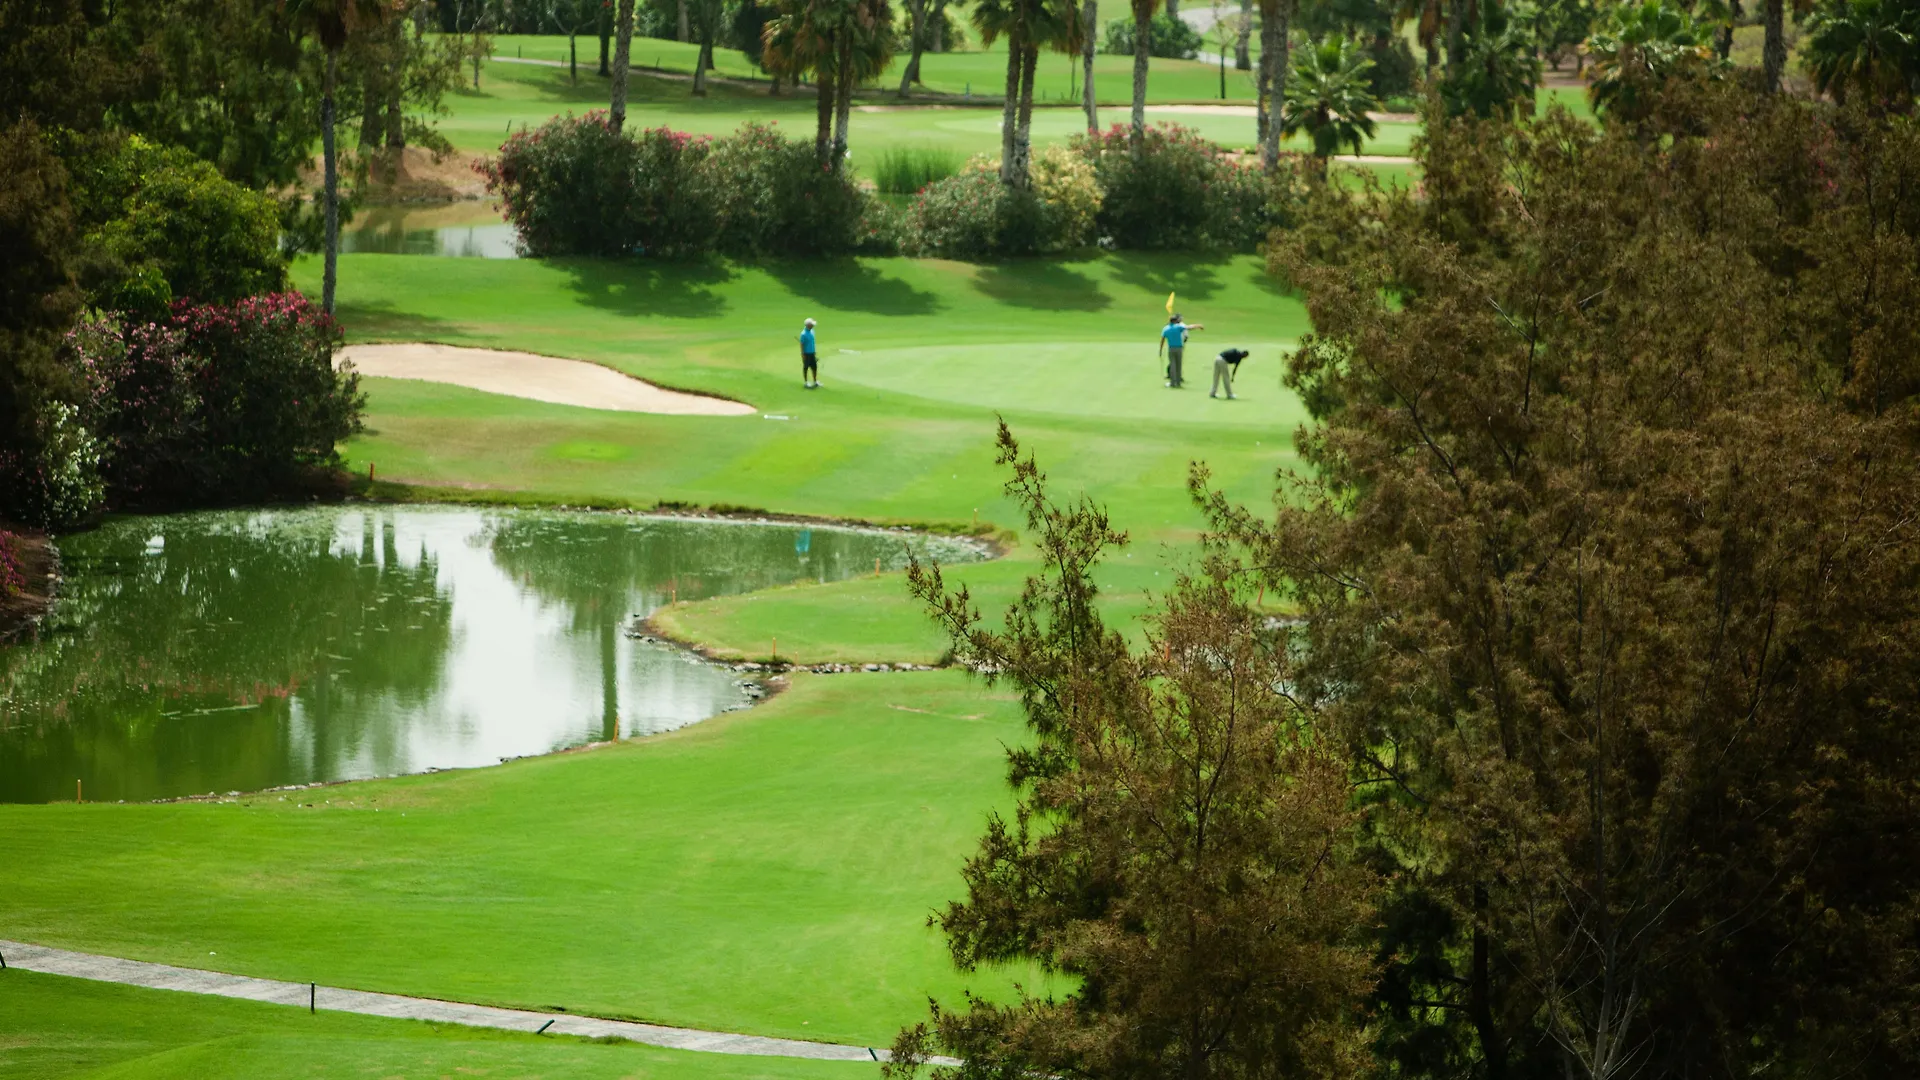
[0,506,984,803]
[339,202,518,258]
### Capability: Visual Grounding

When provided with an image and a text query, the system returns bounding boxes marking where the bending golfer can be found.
[799,318,819,388]
[1212,347,1248,399]
[1159,314,1204,388]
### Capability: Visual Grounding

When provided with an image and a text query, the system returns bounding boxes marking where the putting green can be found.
[0,968,882,1080]
[829,341,1300,420]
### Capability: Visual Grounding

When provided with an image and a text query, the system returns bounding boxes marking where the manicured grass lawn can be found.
[442,55,1419,169]
[0,673,1045,1048]
[0,969,882,1080]
[485,30,1265,103]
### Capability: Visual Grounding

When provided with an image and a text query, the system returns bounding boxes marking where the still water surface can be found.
[339,202,518,258]
[0,506,983,803]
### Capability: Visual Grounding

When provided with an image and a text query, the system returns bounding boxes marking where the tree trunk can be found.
[569,32,579,82]
[358,78,382,150]
[1000,25,1022,182]
[815,52,835,162]
[322,49,341,317]
[693,37,712,95]
[1762,0,1785,92]
[599,10,611,76]
[1083,0,1100,132]
[1165,0,1178,16]
[832,36,854,162]
[1446,0,1467,67]
[770,70,783,95]
[1258,0,1285,170]
[678,0,691,42]
[1011,40,1038,188]
[611,0,634,130]
[1235,0,1251,69]
[1130,6,1151,151]
[900,0,926,95]
[385,49,405,149]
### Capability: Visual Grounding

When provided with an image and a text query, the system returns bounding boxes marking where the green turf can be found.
[440,54,1418,169]
[0,968,883,1080]
[0,672,1053,1048]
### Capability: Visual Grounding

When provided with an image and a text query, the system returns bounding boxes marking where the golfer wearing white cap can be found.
[799,318,819,388]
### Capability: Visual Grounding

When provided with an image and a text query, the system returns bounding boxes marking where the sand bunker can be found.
[338,343,756,416]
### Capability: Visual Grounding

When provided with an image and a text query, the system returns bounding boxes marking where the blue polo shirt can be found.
[799,327,816,353]
[1161,323,1188,348]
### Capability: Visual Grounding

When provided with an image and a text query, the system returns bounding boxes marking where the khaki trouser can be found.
[1167,346,1184,386]
[1211,356,1235,397]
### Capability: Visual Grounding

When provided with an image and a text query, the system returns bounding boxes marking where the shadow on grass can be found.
[763,258,942,316]
[971,260,1111,312]
[332,300,469,342]
[556,256,734,319]
[1104,253,1232,305]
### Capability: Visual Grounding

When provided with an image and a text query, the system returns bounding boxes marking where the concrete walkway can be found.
[0,939,921,1062]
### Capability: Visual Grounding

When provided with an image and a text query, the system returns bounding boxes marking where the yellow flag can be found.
[1166,291,1176,315]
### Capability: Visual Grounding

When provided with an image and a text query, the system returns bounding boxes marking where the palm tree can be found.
[972,0,1029,180]
[764,0,839,162]
[1256,0,1291,168]
[610,0,635,128]
[1130,0,1163,150]
[830,0,894,161]
[977,0,1081,184]
[1763,0,1817,90]
[1281,34,1379,170]
[1803,0,1919,109]
[1442,8,1542,118]
[1083,0,1101,131]
[290,0,393,317]
[1585,0,1716,118]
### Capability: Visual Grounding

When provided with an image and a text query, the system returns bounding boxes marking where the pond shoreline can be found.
[0,531,60,643]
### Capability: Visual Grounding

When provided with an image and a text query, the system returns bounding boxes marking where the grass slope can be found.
[0,969,881,1080]
[0,673,1036,1047]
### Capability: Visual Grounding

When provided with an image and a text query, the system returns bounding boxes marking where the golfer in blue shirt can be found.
[1159,314,1204,388]
[799,318,819,388]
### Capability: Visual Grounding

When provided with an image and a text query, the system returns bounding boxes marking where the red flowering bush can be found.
[72,293,363,504]
[481,116,868,258]
[0,531,27,599]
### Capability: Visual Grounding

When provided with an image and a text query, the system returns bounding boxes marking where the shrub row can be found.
[486,116,1303,261]
[481,115,872,258]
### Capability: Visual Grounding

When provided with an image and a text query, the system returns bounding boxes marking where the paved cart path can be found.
[0,939,935,1062]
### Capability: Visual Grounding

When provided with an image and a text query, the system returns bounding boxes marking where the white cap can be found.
[804,318,816,328]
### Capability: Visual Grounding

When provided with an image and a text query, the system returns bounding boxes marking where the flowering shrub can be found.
[72,293,363,505]
[0,402,105,528]
[0,531,28,599]
[1030,144,1102,250]
[481,116,868,258]
[1075,123,1286,250]
[905,150,1104,258]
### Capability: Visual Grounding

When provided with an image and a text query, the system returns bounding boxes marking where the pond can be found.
[339,201,519,259]
[0,506,984,804]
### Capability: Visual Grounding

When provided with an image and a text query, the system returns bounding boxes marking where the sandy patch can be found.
[338,343,757,416]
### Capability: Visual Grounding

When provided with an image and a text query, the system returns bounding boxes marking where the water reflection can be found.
[340,203,519,259]
[0,506,983,803]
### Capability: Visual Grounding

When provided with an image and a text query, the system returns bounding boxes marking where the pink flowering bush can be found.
[72,293,363,505]
[481,115,868,258]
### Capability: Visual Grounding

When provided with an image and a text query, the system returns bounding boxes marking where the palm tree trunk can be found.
[1762,0,1785,92]
[359,78,382,150]
[1001,25,1022,182]
[1083,0,1100,132]
[1446,0,1467,67]
[610,0,635,129]
[1235,0,1251,69]
[693,37,712,95]
[1131,5,1151,151]
[832,36,854,162]
[678,0,691,41]
[816,57,835,162]
[900,0,926,95]
[322,49,341,317]
[1012,40,1038,188]
[599,4,612,76]
[1258,0,1285,169]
